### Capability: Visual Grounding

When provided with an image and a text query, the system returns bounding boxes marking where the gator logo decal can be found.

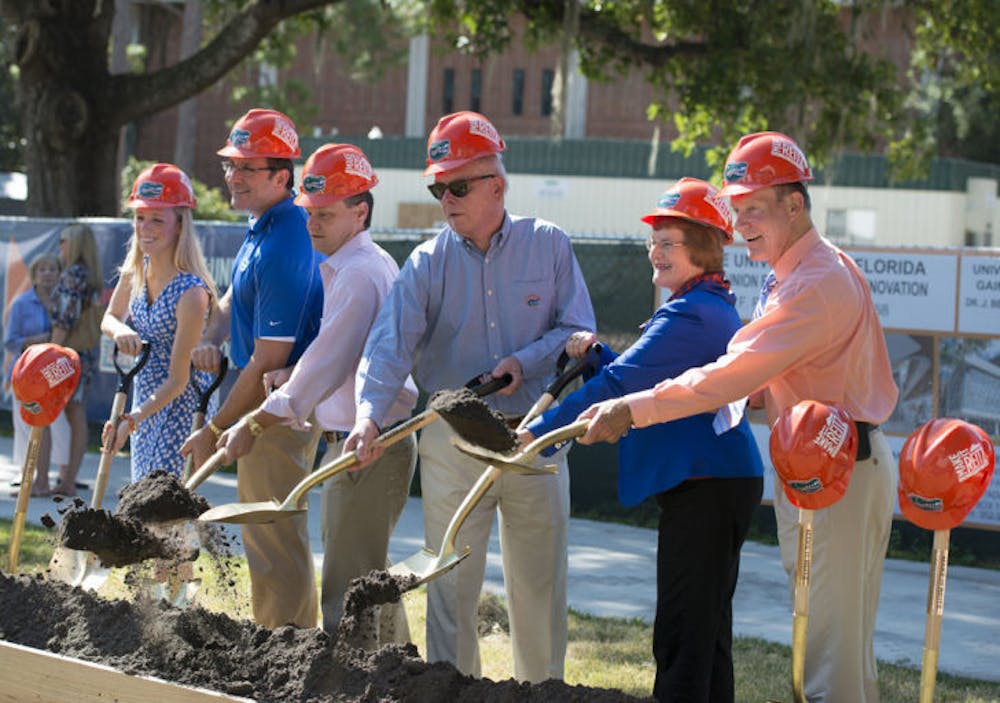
[724,162,748,183]
[229,128,251,147]
[657,192,681,209]
[907,493,943,512]
[136,181,164,199]
[303,175,326,194]
[788,477,823,494]
[428,139,450,162]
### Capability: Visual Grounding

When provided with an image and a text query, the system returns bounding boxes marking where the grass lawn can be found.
[3,519,998,702]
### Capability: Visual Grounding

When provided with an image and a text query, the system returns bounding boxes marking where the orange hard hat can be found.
[11,344,81,427]
[424,111,505,176]
[898,418,995,531]
[641,177,734,243]
[126,163,196,210]
[216,108,301,160]
[717,131,814,198]
[294,144,378,208]
[769,400,858,510]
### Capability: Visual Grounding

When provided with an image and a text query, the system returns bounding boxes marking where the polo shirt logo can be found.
[525,294,541,307]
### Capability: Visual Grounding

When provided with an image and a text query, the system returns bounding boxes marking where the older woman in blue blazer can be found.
[523,178,763,703]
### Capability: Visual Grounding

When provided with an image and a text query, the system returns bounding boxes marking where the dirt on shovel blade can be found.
[429,387,518,453]
[0,571,650,702]
[58,509,179,568]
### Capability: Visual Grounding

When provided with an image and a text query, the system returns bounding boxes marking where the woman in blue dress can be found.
[522,178,764,703]
[101,163,217,482]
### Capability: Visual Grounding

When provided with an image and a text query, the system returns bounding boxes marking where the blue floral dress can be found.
[128,270,214,482]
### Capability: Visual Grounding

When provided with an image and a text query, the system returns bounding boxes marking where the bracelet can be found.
[246,415,265,438]
[206,420,224,438]
[119,413,138,434]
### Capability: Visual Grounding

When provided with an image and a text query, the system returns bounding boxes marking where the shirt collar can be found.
[248,196,297,236]
[321,229,372,273]
[451,211,511,253]
[773,227,821,283]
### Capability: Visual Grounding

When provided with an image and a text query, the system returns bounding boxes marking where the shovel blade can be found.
[389,545,472,588]
[451,438,558,475]
[47,547,111,591]
[197,499,304,524]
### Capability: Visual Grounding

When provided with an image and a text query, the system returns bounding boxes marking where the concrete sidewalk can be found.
[2,438,998,684]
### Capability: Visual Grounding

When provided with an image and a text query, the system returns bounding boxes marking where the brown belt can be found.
[323,430,348,443]
[504,416,525,430]
[855,422,878,462]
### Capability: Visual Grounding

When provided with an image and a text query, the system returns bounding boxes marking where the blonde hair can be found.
[120,207,218,307]
[59,223,102,290]
[28,252,62,282]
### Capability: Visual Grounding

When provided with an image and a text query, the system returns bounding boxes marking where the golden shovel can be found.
[917,528,950,703]
[390,347,603,588]
[198,373,512,525]
[7,426,43,573]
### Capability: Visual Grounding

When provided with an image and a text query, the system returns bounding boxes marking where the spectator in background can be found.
[49,223,103,497]
[4,253,70,496]
[100,163,217,482]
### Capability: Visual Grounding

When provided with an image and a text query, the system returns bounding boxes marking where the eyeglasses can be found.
[221,160,276,177]
[427,174,496,200]
[645,238,685,252]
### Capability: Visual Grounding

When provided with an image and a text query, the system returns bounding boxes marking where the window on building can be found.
[443,68,455,114]
[826,208,876,243]
[512,69,525,116]
[541,69,555,116]
[471,69,482,113]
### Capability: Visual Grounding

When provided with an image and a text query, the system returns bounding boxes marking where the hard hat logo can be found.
[950,444,991,482]
[468,118,501,146]
[137,181,164,199]
[724,162,748,183]
[703,193,730,223]
[771,139,809,173]
[230,128,251,147]
[271,120,298,152]
[343,152,374,180]
[789,477,823,494]
[906,493,943,512]
[812,413,851,459]
[302,175,326,194]
[428,140,450,162]
[21,400,41,415]
[41,357,76,388]
[657,193,681,208]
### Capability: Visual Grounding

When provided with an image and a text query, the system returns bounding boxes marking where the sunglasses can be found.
[427,174,496,200]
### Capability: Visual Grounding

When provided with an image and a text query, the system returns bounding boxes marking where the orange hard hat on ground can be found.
[294,144,378,208]
[898,418,995,531]
[11,344,81,427]
[126,163,197,210]
[769,400,858,510]
[217,108,300,160]
[717,131,814,198]
[641,177,734,243]
[424,111,506,176]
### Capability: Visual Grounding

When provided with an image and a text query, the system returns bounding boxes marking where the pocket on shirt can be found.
[511,278,555,312]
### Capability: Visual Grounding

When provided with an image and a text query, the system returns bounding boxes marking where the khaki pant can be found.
[419,420,570,683]
[775,429,896,703]
[320,434,417,647]
[238,423,321,629]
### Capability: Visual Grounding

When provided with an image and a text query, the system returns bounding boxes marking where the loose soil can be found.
[0,571,649,702]
[429,388,518,453]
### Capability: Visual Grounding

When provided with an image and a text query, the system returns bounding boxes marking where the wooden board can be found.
[0,640,253,703]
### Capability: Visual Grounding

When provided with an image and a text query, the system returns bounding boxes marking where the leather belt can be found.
[323,430,348,443]
[855,421,878,462]
[504,416,525,430]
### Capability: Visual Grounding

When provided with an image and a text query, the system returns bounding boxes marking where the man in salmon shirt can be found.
[576,132,899,703]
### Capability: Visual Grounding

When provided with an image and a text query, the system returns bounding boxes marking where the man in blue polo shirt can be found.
[182,108,324,628]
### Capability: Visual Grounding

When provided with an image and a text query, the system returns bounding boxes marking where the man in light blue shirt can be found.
[346,111,595,682]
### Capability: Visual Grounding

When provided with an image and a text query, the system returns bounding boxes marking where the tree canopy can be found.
[0,0,997,216]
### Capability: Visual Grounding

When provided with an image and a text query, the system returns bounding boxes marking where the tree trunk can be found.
[13,0,119,216]
[173,0,203,173]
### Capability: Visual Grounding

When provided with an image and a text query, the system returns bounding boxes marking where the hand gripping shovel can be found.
[47,343,150,589]
[197,373,513,525]
[390,346,602,588]
[7,344,82,572]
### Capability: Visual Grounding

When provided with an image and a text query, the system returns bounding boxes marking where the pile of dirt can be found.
[429,388,518,453]
[0,572,649,702]
[116,470,209,523]
[57,508,179,567]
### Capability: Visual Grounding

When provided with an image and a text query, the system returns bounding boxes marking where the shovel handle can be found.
[519,344,603,430]
[791,507,815,703]
[189,357,229,415]
[112,342,151,395]
[7,426,43,573]
[918,528,950,703]
[440,465,504,559]
[283,372,514,507]
[185,447,230,492]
